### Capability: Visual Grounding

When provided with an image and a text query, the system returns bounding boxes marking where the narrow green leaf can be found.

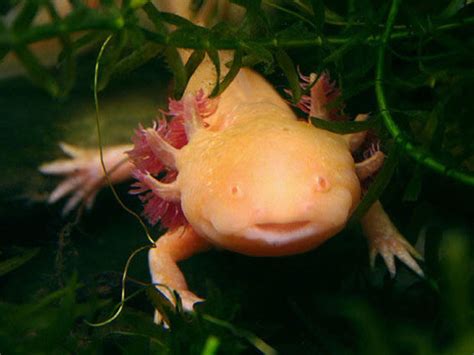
[322,32,366,65]
[349,144,401,224]
[14,46,60,96]
[324,7,345,24]
[203,314,277,355]
[164,46,187,98]
[210,50,242,97]
[201,335,221,355]
[12,2,39,31]
[168,26,210,48]
[262,0,317,29]
[142,2,168,35]
[159,11,198,28]
[207,47,221,96]
[0,248,39,277]
[439,0,465,19]
[310,116,378,134]
[275,49,301,103]
[237,0,269,37]
[112,42,163,78]
[45,1,76,96]
[240,43,273,70]
[146,286,175,327]
[275,21,314,42]
[185,49,206,80]
[58,32,105,62]
[131,0,150,9]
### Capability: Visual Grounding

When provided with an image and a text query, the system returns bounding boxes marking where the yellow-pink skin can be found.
[37,0,423,325]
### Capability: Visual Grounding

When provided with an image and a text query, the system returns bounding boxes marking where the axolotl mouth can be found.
[220,220,336,257]
[245,221,317,244]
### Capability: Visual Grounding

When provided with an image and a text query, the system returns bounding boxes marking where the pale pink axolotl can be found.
[39,0,423,324]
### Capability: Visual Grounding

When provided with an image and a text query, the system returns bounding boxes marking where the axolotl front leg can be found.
[301,74,423,277]
[344,120,423,277]
[148,226,212,324]
[40,143,134,214]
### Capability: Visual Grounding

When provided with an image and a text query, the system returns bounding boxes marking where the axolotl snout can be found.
[38,0,423,324]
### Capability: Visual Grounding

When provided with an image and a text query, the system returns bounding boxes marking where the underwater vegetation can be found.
[0,0,473,354]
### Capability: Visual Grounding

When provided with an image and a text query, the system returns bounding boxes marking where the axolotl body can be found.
[39,0,423,323]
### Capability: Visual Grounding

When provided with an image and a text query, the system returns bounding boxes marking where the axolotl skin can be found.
[38,0,423,323]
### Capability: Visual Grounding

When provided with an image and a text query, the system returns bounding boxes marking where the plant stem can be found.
[375,0,474,186]
[0,10,473,51]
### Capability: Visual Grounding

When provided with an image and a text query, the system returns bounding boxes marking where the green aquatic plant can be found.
[1,0,474,354]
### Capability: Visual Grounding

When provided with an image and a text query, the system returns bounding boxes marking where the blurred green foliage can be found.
[0,0,474,354]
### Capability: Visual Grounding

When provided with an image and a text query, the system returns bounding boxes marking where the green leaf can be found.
[163,46,187,98]
[0,248,39,277]
[207,47,221,95]
[240,43,274,70]
[58,32,105,62]
[202,314,277,355]
[142,2,168,35]
[215,50,242,96]
[349,144,401,224]
[169,26,210,48]
[438,0,465,19]
[236,0,269,37]
[275,21,314,42]
[275,49,301,103]
[127,0,150,10]
[14,46,60,97]
[310,116,378,134]
[102,308,166,347]
[146,286,175,327]
[12,1,39,31]
[324,7,345,24]
[210,50,242,97]
[322,32,366,65]
[159,11,198,28]
[201,335,221,355]
[112,43,163,78]
[185,49,206,77]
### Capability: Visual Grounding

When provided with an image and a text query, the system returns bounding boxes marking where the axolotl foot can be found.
[362,201,424,277]
[39,142,134,215]
[148,226,212,326]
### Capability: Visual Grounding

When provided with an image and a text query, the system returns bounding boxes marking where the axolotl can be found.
[39,0,423,323]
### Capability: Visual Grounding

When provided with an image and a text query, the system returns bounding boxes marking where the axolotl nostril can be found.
[38,0,424,325]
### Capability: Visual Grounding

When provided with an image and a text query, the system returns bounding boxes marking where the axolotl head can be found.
[176,109,361,257]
